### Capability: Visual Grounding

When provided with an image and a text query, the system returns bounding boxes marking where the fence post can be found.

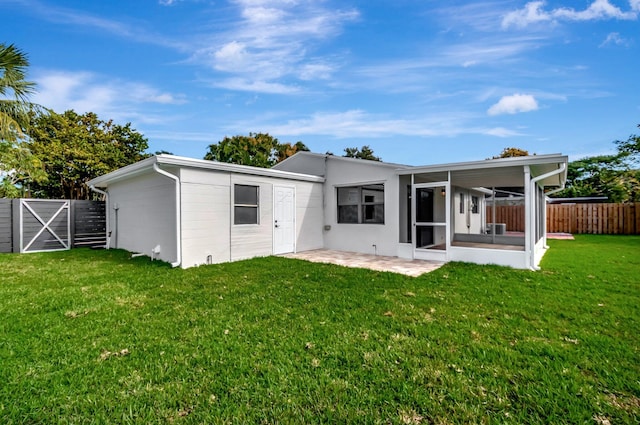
[70,200,76,247]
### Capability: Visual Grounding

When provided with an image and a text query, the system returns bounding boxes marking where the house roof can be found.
[275,151,567,187]
[273,151,412,172]
[397,154,568,188]
[87,154,325,188]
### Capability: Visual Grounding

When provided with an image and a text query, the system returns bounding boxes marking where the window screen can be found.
[337,184,384,224]
[234,184,259,225]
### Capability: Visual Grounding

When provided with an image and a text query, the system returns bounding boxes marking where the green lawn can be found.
[1,235,639,424]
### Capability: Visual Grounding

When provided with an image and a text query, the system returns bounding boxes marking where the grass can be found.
[0,235,638,424]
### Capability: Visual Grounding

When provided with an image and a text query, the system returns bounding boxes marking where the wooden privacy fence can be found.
[0,199,106,253]
[487,205,525,232]
[547,203,640,234]
[487,203,640,235]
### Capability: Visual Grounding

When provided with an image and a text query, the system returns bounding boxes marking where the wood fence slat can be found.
[498,202,639,235]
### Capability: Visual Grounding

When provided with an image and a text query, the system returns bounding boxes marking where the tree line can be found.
[1,42,638,201]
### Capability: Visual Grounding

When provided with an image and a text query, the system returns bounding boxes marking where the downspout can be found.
[89,185,110,249]
[529,163,566,270]
[153,162,182,268]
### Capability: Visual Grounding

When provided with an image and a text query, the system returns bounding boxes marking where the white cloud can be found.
[502,0,639,28]
[554,0,637,20]
[502,1,551,28]
[487,94,539,115]
[191,1,359,93]
[211,77,300,94]
[33,70,186,123]
[241,6,285,23]
[298,63,334,80]
[230,109,522,140]
[599,32,631,47]
[17,0,186,49]
[483,127,524,137]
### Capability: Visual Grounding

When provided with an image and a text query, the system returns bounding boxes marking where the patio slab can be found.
[281,249,445,277]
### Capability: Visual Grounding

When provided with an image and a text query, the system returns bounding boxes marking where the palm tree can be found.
[0,43,47,197]
[0,43,36,141]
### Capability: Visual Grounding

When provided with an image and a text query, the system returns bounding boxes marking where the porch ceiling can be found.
[450,166,525,188]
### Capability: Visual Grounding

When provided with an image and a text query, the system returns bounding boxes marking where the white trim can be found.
[273,151,411,170]
[273,184,297,255]
[88,155,324,188]
[334,180,386,188]
[398,153,567,175]
[524,166,531,270]
[20,199,70,253]
[232,183,260,226]
[412,181,448,256]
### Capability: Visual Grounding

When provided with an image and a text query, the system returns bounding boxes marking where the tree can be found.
[204,133,308,167]
[552,125,640,202]
[492,147,530,159]
[26,110,149,199]
[0,43,48,197]
[558,154,628,201]
[343,145,381,161]
[0,43,36,141]
[615,124,640,165]
[0,142,47,197]
[276,141,309,163]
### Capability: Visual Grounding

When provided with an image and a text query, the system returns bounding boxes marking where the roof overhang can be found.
[397,154,568,188]
[87,154,325,188]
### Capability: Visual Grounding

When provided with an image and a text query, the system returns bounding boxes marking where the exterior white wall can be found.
[453,188,484,234]
[228,174,274,261]
[294,183,324,252]
[398,175,411,243]
[533,236,548,268]
[106,169,177,263]
[179,168,231,266]
[322,158,400,257]
[448,246,527,269]
[179,168,323,267]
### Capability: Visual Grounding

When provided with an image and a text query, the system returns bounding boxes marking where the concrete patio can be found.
[281,249,445,277]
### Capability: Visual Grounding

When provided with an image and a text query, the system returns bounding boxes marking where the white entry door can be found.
[273,186,295,254]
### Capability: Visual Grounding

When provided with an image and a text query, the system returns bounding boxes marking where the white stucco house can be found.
[87,152,567,270]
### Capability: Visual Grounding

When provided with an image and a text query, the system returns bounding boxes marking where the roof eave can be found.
[396,154,568,175]
[87,154,325,188]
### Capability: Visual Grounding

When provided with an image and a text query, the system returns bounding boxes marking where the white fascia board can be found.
[87,154,325,188]
[87,156,158,187]
[396,154,568,176]
[156,155,324,182]
[274,151,411,170]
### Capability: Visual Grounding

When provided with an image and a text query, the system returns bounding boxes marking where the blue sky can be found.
[2,0,639,165]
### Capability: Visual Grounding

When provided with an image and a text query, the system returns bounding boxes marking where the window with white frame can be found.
[337,184,384,224]
[234,184,259,225]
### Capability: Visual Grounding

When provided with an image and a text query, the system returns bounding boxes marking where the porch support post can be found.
[523,165,531,269]
[445,171,451,258]
[543,188,549,248]
[410,173,415,259]
[491,187,496,244]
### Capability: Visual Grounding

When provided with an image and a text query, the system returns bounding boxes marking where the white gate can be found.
[19,199,70,253]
